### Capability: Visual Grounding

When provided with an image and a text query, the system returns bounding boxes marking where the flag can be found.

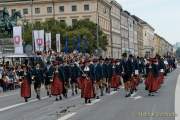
[33,30,44,52]
[45,32,51,51]
[56,34,61,52]
[77,34,81,52]
[72,36,76,51]
[83,36,88,53]
[13,26,23,54]
[64,33,68,53]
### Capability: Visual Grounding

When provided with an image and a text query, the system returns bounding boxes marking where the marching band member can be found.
[51,61,64,101]
[20,65,31,102]
[44,61,54,97]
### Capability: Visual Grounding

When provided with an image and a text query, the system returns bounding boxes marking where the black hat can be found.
[122,53,127,57]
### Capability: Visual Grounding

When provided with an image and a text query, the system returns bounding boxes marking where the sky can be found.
[117,0,180,45]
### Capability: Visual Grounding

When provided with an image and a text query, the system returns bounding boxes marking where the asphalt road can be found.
[0,67,179,120]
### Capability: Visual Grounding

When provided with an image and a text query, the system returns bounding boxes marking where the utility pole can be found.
[52,0,55,20]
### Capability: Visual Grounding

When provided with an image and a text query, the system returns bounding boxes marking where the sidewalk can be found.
[175,74,180,120]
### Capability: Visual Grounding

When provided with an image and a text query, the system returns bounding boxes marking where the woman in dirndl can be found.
[110,59,121,91]
[51,62,64,101]
[145,58,159,96]
[20,65,31,102]
[82,60,95,104]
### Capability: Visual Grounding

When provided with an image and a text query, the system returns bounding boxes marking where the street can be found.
[0,67,179,120]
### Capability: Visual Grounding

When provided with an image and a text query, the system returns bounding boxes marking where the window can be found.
[72,19,77,25]
[59,6,64,12]
[35,8,40,14]
[47,7,52,13]
[72,5,77,11]
[60,20,65,23]
[85,18,90,21]
[104,8,107,13]
[23,8,28,15]
[84,4,89,11]
[11,9,16,15]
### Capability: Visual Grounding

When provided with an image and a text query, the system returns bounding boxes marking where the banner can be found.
[56,34,61,52]
[33,30,44,52]
[64,34,68,53]
[13,26,23,54]
[45,32,51,51]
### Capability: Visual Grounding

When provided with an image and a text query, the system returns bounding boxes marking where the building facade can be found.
[109,0,122,58]
[120,10,129,54]
[0,0,174,57]
[0,0,112,57]
[141,22,155,57]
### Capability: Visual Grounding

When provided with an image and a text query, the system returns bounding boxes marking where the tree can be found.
[22,19,108,54]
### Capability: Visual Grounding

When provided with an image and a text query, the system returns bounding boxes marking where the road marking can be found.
[109,91,118,95]
[130,92,137,98]
[58,112,76,120]
[133,96,142,100]
[86,99,101,105]
[175,74,180,120]
[107,91,118,96]
[0,96,48,112]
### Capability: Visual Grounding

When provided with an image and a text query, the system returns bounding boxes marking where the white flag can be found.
[33,30,44,52]
[56,34,61,52]
[13,26,23,54]
[45,32,51,51]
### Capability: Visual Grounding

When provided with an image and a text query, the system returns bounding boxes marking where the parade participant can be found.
[94,59,102,99]
[131,56,140,93]
[70,61,80,96]
[145,58,159,96]
[157,55,165,86]
[102,58,109,93]
[110,59,121,91]
[99,58,105,96]
[63,60,70,98]
[31,63,43,100]
[44,61,54,97]
[51,61,64,101]
[20,65,31,102]
[106,58,113,94]
[82,60,95,104]
[121,53,133,97]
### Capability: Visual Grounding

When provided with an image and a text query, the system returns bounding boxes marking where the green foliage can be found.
[22,19,108,53]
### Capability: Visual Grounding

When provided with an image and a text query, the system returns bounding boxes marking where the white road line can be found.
[110,91,118,95]
[58,112,76,120]
[107,91,118,96]
[130,92,137,98]
[0,96,48,112]
[86,99,101,106]
[133,96,142,100]
[175,74,180,120]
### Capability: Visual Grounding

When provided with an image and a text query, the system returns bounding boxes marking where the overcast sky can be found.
[117,0,180,45]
